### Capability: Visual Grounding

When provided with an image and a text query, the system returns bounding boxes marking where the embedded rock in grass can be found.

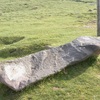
[0,36,100,91]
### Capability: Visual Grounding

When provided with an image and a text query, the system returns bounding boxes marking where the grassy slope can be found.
[0,0,100,100]
[0,0,97,60]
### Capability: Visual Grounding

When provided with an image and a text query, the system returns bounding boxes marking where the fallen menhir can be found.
[0,36,100,91]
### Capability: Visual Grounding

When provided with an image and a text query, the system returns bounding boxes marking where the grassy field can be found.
[0,0,100,100]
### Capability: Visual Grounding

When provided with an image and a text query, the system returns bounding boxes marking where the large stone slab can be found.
[0,36,100,91]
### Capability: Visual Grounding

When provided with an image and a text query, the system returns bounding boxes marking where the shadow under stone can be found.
[0,42,49,59]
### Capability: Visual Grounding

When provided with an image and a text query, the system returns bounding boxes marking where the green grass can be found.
[0,0,99,100]
[0,0,97,60]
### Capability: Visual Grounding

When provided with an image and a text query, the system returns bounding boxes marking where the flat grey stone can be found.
[0,36,100,91]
